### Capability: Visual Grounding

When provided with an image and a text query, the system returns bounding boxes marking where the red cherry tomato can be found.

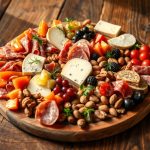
[131,59,141,65]
[142,59,150,66]
[140,45,150,53]
[130,50,139,59]
[139,52,149,61]
[99,82,114,96]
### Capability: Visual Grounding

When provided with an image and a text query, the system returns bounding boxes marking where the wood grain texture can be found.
[100,0,150,45]
[58,0,103,22]
[0,0,11,18]
[0,0,65,46]
[0,0,150,149]
[0,97,150,142]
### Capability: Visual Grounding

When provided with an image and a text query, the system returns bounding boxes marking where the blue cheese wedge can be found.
[94,20,121,37]
[61,58,92,87]
[22,53,46,73]
[46,27,69,50]
[108,33,136,49]
[27,75,51,97]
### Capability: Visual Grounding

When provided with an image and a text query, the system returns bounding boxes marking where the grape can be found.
[57,92,64,97]
[56,77,62,85]
[67,88,75,96]
[62,80,69,87]
[62,86,68,92]
[53,85,61,94]
[62,93,70,101]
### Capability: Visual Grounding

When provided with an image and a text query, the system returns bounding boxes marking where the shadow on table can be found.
[0,13,36,46]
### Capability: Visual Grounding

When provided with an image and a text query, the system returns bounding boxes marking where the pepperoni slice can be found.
[35,100,59,126]
[68,44,89,60]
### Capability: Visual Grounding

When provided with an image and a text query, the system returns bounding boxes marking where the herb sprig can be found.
[51,67,61,79]
[83,108,94,122]
[28,57,41,65]
[63,108,72,117]
[80,85,95,96]
[64,17,74,22]
[32,34,43,45]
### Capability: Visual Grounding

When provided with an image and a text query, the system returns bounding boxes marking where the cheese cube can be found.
[94,20,121,37]
[22,53,45,73]
[61,58,92,87]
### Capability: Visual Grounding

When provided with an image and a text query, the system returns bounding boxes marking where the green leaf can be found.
[130,42,141,50]
[83,108,94,122]
[64,17,74,22]
[68,25,74,30]
[63,108,72,117]
[32,34,43,45]
[51,67,61,79]
[83,85,94,96]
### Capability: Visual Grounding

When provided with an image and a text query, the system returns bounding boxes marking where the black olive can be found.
[123,98,135,110]
[82,26,89,33]
[89,31,95,38]
[76,30,84,37]
[90,53,99,61]
[132,91,145,105]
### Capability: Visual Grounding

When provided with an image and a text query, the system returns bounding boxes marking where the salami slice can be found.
[112,80,133,98]
[0,88,8,99]
[141,75,150,86]
[68,44,89,60]
[132,65,150,75]
[35,100,59,126]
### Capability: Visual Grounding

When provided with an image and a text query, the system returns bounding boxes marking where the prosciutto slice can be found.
[132,65,150,75]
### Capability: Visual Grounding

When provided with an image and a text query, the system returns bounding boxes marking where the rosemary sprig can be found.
[32,34,43,45]
[28,57,41,65]
[63,108,72,117]
[51,67,61,79]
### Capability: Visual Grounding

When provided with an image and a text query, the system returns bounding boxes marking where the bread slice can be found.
[128,79,148,94]
[108,33,136,49]
[46,27,69,50]
[116,70,140,85]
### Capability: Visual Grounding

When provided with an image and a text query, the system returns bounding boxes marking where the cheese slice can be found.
[22,53,45,73]
[94,20,121,37]
[61,58,92,87]
[108,33,136,49]
[27,74,51,97]
[46,27,69,50]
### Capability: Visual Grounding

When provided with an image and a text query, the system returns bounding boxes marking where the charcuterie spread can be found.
[1,18,150,129]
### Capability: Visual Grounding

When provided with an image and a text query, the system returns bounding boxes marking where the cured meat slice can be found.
[35,100,59,126]
[112,80,133,98]
[6,82,14,92]
[75,39,90,58]
[32,39,39,55]
[0,61,22,71]
[68,44,89,60]
[0,88,8,99]
[141,75,150,86]
[0,46,25,60]
[132,65,150,75]
[20,35,31,54]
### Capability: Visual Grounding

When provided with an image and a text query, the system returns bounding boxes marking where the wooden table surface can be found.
[0,0,150,149]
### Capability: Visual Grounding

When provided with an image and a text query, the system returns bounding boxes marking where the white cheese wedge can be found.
[22,53,45,73]
[94,20,121,37]
[61,58,92,87]
[27,75,51,97]
[46,27,69,50]
[108,33,136,49]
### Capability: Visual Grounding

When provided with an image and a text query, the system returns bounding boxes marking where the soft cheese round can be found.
[108,33,136,49]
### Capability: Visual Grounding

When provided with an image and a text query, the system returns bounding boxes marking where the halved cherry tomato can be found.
[6,98,19,110]
[93,42,104,56]
[140,45,150,53]
[130,50,139,59]
[142,59,150,66]
[94,34,107,43]
[99,82,114,96]
[101,41,111,54]
[139,52,149,61]
[131,59,141,65]
[7,89,21,99]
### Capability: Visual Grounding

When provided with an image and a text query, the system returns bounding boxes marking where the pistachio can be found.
[93,65,101,71]
[90,60,98,66]
[79,107,86,113]
[77,119,86,128]
[64,102,71,108]
[73,110,82,119]
[109,94,118,105]
[97,56,106,63]
[118,57,125,66]
[114,98,124,109]
[99,61,107,68]
[95,110,107,120]
[89,95,99,103]
[124,49,130,57]
[116,108,126,114]
[98,105,109,113]
[109,108,118,117]
[85,101,95,108]
[80,95,88,104]
[67,116,76,124]
[100,96,109,105]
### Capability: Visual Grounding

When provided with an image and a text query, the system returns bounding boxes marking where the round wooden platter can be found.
[0,97,150,142]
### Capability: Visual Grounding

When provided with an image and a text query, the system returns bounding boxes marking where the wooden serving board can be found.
[0,97,150,142]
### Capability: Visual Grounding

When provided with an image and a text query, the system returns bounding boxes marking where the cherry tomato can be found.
[140,45,150,53]
[99,82,114,96]
[67,88,75,96]
[142,59,150,66]
[131,59,141,65]
[53,85,61,94]
[139,52,149,61]
[62,93,70,101]
[130,50,139,59]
